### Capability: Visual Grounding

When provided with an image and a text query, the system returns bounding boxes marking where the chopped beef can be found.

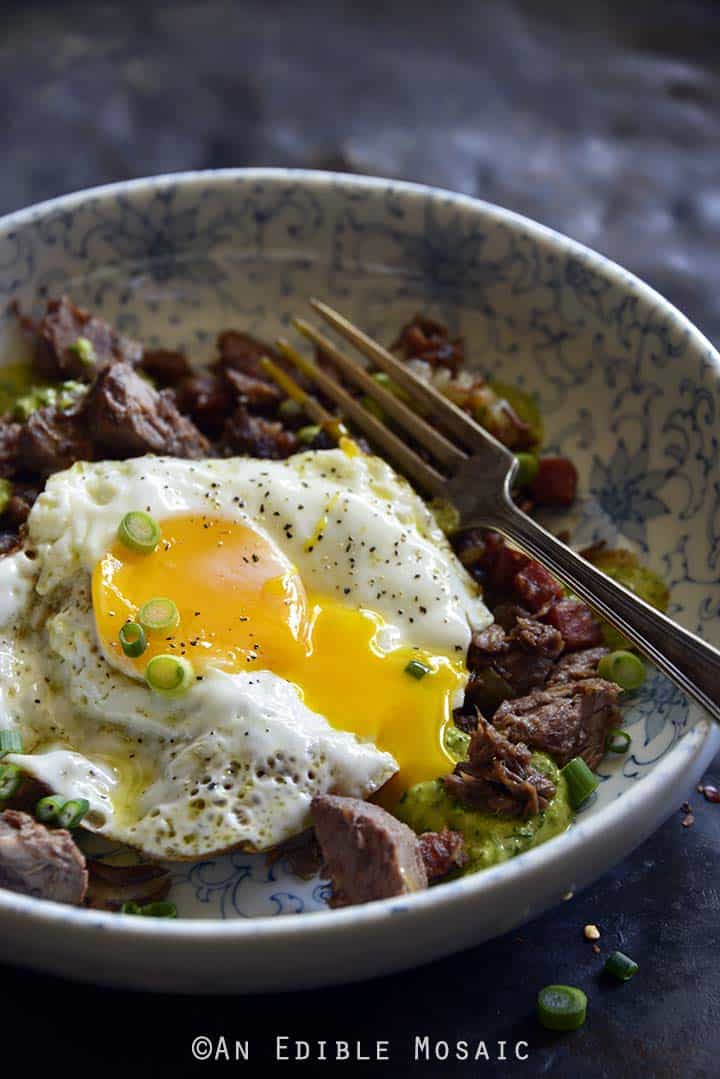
[34,296,142,381]
[216,329,273,377]
[489,601,533,631]
[418,828,467,881]
[0,421,21,478]
[467,617,564,707]
[140,348,193,386]
[493,678,621,770]
[391,314,465,375]
[529,456,578,507]
[545,599,603,651]
[222,405,297,459]
[174,371,235,436]
[0,809,87,905]
[225,367,283,412]
[85,362,210,459]
[311,794,428,907]
[547,647,608,686]
[17,404,93,476]
[444,716,556,817]
[513,559,565,613]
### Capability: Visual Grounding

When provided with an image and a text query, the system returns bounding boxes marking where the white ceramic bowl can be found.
[0,169,718,992]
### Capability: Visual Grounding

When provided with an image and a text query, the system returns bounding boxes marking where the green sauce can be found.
[395,752,572,875]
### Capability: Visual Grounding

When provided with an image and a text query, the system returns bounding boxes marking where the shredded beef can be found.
[547,646,608,686]
[17,404,93,476]
[225,367,283,412]
[174,371,236,436]
[545,599,603,650]
[85,362,210,459]
[311,794,428,907]
[444,716,556,817]
[467,617,564,707]
[222,405,297,459]
[34,296,142,381]
[140,348,193,386]
[529,456,578,507]
[418,828,467,881]
[0,809,87,905]
[216,329,274,377]
[493,678,621,770]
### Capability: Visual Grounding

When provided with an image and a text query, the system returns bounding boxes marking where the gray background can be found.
[1,2,719,1076]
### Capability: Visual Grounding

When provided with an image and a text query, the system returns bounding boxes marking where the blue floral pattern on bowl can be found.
[1,170,718,921]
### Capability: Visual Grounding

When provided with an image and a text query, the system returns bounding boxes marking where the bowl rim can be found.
[1,166,719,943]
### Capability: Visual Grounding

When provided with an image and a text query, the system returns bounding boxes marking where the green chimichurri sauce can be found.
[395,752,572,875]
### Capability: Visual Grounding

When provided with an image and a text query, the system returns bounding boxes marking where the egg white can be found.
[1,450,491,858]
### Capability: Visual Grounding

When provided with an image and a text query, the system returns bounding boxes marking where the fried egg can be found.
[0,449,491,858]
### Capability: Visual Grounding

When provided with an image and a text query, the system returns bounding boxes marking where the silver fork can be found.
[262,298,720,727]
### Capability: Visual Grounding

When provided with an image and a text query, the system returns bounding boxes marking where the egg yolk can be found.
[92,514,465,802]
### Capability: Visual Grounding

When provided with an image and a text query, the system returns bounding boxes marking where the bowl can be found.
[0,169,718,992]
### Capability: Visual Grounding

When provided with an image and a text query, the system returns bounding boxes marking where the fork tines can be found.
[262,300,510,497]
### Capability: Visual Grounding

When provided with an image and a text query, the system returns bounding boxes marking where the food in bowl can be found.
[0,297,668,912]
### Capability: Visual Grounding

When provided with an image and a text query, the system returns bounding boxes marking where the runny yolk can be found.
[92,514,464,802]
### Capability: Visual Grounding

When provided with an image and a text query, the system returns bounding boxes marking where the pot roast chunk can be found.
[34,295,143,381]
[444,716,556,818]
[0,809,87,905]
[85,361,210,459]
[18,404,93,476]
[493,678,621,770]
[547,646,608,686]
[311,794,428,907]
[468,617,564,702]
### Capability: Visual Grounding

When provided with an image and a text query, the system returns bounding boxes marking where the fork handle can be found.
[485,497,720,726]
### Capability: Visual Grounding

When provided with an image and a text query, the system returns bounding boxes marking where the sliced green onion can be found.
[57,798,90,830]
[297,424,321,445]
[561,756,599,809]
[514,452,539,488]
[537,985,587,1031]
[119,621,147,658]
[35,795,66,823]
[371,370,411,403]
[139,901,178,918]
[68,336,97,367]
[146,654,195,697]
[605,728,632,754]
[138,598,179,633]
[117,511,162,554]
[405,659,431,681]
[604,951,638,982]
[361,394,386,422]
[0,478,12,515]
[0,764,22,801]
[13,393,40,421]
[278,398,302,420]
[121,899,177,918]
[598,650,646,690]
[0,730,22,757]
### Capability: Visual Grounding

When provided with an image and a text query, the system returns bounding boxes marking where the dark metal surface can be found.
[2,2,719,1074]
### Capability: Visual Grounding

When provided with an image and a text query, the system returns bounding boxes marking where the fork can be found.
[261,299,720,727]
